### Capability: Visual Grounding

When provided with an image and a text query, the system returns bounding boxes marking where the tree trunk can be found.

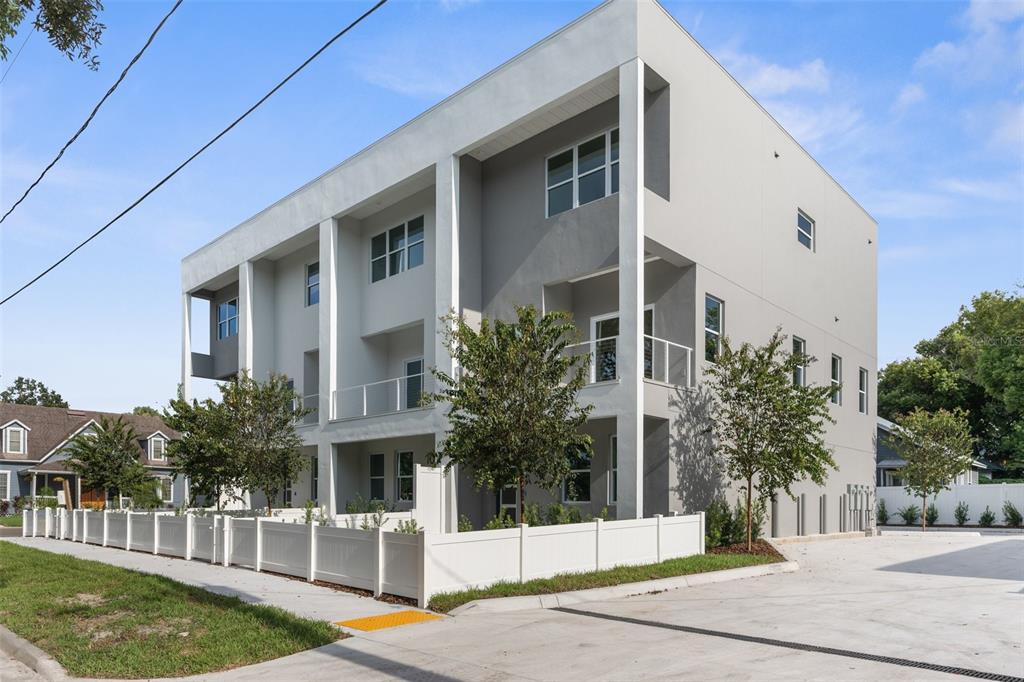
[746,477,753,552]
[266,491,274,517]
[519,474,525,524]
[922,494,927,532]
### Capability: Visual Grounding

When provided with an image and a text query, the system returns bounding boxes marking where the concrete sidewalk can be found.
[3,537,409,626]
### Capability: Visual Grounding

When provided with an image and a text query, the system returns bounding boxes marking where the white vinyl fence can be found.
[878,483,1024,526]
[25,507,705,608]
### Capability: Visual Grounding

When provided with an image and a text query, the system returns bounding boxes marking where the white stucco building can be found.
[180,0,877,536]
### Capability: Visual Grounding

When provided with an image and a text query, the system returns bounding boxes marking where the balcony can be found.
[332,373,431,420]
[563,335,693,388]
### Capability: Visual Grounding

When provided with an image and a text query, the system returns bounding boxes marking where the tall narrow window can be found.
[705,295,723,362]
[608,435,618,505]
[499,484,519,523]
[370,216,425,282]
[5,426,25,454]
[562,448,591,503]
[370,233,387,283]
[830,355,843,405]
[396,451,414,502]
[0,471,10,501]
[283,479,292,506]
[369,453,385,501]
[546,128,620,218]
[858,367,869,414]
[150,437,166,461]
[306,262,319,306]
[792,337,807,387]
[797,210,815,250]
[311,456,318,500]
[217,299,238,340]
[405,358,424,409]
[158,477,173,503]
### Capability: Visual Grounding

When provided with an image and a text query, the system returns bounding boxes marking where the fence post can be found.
[185,513,194,561]
[21,509,28,537]
[126,512,133,551]
[71,509,78,541]
[42,508,50,537]
[153,513,160,555]
[373,526,383,597]
[255,517,263,572]
[654,514,662,563]
[699,511,706,554]
[417,530,430,609]
[595,518,604,570]
[211,516,219,565]
[82,510,89,543]
[102,510,109,547]
[306,521,317,582]
[223,516,232,567]
[519,523,529,582]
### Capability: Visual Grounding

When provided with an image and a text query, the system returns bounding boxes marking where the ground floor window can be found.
[311,456,318,501]
[283,479,292,507]
[562,448,591,503]
[396,451,414,501]
[0,470,9,501]
[157,477,173,504]
[369,453,385,501]
[499,484,519,522]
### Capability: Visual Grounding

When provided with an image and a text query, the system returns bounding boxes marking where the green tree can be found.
[132,405,160,417]
[220,372,309,516]
[1,0,104,69]
[704,330,836,550]
[1,376,68,407]
[427,306,593,521]
[887,408,974,531]
[66,415,149,504]
[163,393,240,510]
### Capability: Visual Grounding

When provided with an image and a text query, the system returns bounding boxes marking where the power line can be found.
[0,26,35,86]
[0,0,389,307]
[0,0,184,226]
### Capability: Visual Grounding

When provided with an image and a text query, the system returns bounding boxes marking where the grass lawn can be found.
[0,542,340,678]
[428,551,778,613]
[0,515,23,527]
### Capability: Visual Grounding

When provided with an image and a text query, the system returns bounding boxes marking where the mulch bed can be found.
[709,540,783,559]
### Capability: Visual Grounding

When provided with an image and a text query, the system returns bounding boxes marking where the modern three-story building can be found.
[180,0,877,536]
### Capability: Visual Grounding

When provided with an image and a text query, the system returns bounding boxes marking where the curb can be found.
[770,530,873,545]
[0,624,69,681]
[448,559,800,616]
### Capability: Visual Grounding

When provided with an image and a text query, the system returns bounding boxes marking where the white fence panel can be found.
[34,509,45,537]
[107,513,128,548]
[315,527,375,590]
[527,523,597,579]
[878,484,1024,525]
[131,514,154,551]
[601,518,659,568]
[381,532,419,598]
[192,517,216,562]
[425,528,521,595]
[659,515,703,559]
[158,516,187,557]
[230,519,256,568]
[85,513,103,544]
[261,522,308,578]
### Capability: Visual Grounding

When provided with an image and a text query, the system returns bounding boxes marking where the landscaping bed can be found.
[428,551,778,613]
[0,542,341,679]
[709,539,784,558]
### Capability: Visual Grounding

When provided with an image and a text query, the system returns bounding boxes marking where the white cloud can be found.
[990,102,1024,149]
[716,49,830,98]
[915,0,1024,83]
[438,0,479,12]
[869,190,957,220]
[763,101,863,154]
[892,83,926,114]
[936,176,1021,202]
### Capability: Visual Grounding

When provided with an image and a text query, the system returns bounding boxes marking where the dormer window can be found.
[4,425,26,454]
[150,436,166,461]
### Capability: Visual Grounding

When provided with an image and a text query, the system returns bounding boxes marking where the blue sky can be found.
[1,0,1021,412]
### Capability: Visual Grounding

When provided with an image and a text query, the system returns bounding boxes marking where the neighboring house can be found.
[180,0,877,536]
[0,404,182,509]
[876,417,987,486]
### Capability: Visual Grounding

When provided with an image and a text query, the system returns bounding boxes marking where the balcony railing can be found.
[563,334,693,388]
[332,373,430,420]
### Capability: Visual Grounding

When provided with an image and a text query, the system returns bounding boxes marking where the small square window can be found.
[545,128,619,218]
[797,210,815,250]
[370,217,426,283]
[217,299,238,340]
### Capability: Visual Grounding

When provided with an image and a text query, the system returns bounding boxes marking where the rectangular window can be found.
[283,479,292,506]
[499,484,519,523]
[306,262,319,306]
[562,448,591,503]
[217,299,238,340]
[157,477,172,503]
[0,470,9,501]
[859,367,869,414]
[311,456,318,501]
[151,437,166,461]
[370,216,425,283]
[405,358,424,410]
[831,355,843,405]
[369,453,385,501]
[5,427,25,454]
[396,451,414,502]
[792,337,806,387]
[797,210,815,250]
[705,295,723,362]
[546,128,620,218]
[609,435,618,505]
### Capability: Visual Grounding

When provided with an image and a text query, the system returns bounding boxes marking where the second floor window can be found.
[797,210,815,250]
[859,367,869,414]
[371,216,425,283]
[705,295,723,362]
[151,437,166,460]
[546,128,619,218]
[4,426,25,454]
[217,299,238,340]
[306,262,319,306]
[792,337,806,386]
[831,354,843,405]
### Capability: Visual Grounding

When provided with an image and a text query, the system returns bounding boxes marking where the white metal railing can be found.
[645,335,694,388]
[333,373,430,420]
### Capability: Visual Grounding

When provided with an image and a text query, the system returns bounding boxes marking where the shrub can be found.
[733,497,766,542]
[483,510,516,530]
[345,494,394,515]
[954,501,970,526]
[876,499,889,525]
[704,498,735,549]
[14,496,27,511]
[925,503,939,526]
[544,503,582,526]
[38,486,56,497]
[458,514,474,532]
[0,500,9,515]
[979,506,996,527]
[522,503,543,527]
[395,519,421,534]
[897,505,920,526]
[359,508,386,530]
[81,500,105,511]
[1002,501,1022,528]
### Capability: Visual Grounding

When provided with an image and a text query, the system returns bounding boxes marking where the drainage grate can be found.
[553,607,1023,682]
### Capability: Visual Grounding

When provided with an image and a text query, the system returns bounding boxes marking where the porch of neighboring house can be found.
[23,464,80,508]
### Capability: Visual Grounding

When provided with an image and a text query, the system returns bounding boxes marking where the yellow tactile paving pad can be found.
[335,610,442,631]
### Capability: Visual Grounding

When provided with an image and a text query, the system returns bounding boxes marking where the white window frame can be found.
[831,354,843,405]
[562,449,591,504]
[395,451,414,502]
[369,453,385,501]
[311,455,318,501]
[797,209,815,251]
[608,434,618,505]
[217,298,238,340]
[545,127,620,218]
[792,336,807,387]
[156,476,173,504]
[283,479,292,506]
[858,367,869,414]
[0,470,10,501]
[499,484,519,522]
[704,295,724,363]
[404,357,424,410]
[150,436,166,461]
[4,426,26,454]
[370,215,425,283]
[305,261,319,307]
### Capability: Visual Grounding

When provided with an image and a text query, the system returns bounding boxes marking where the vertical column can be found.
[435,155,461,533]
[181,293,193,401]
[317,441,337,516]
[238,261,254,376]
[318,218,338,425]
[616,58,646,520]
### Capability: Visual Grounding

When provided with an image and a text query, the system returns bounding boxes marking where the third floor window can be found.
[371,216,424,283]
[546,128,619,218]
[217,299,238,340]
[306,262,319,306]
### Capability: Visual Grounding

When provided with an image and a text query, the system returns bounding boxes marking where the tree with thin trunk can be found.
[1,376,68,407]
[427,306,593,521]
[67,415,150,505]
[220,371,310,516]
[887,407,974,531]
[704,330,836,550]
[164,391,241,510]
